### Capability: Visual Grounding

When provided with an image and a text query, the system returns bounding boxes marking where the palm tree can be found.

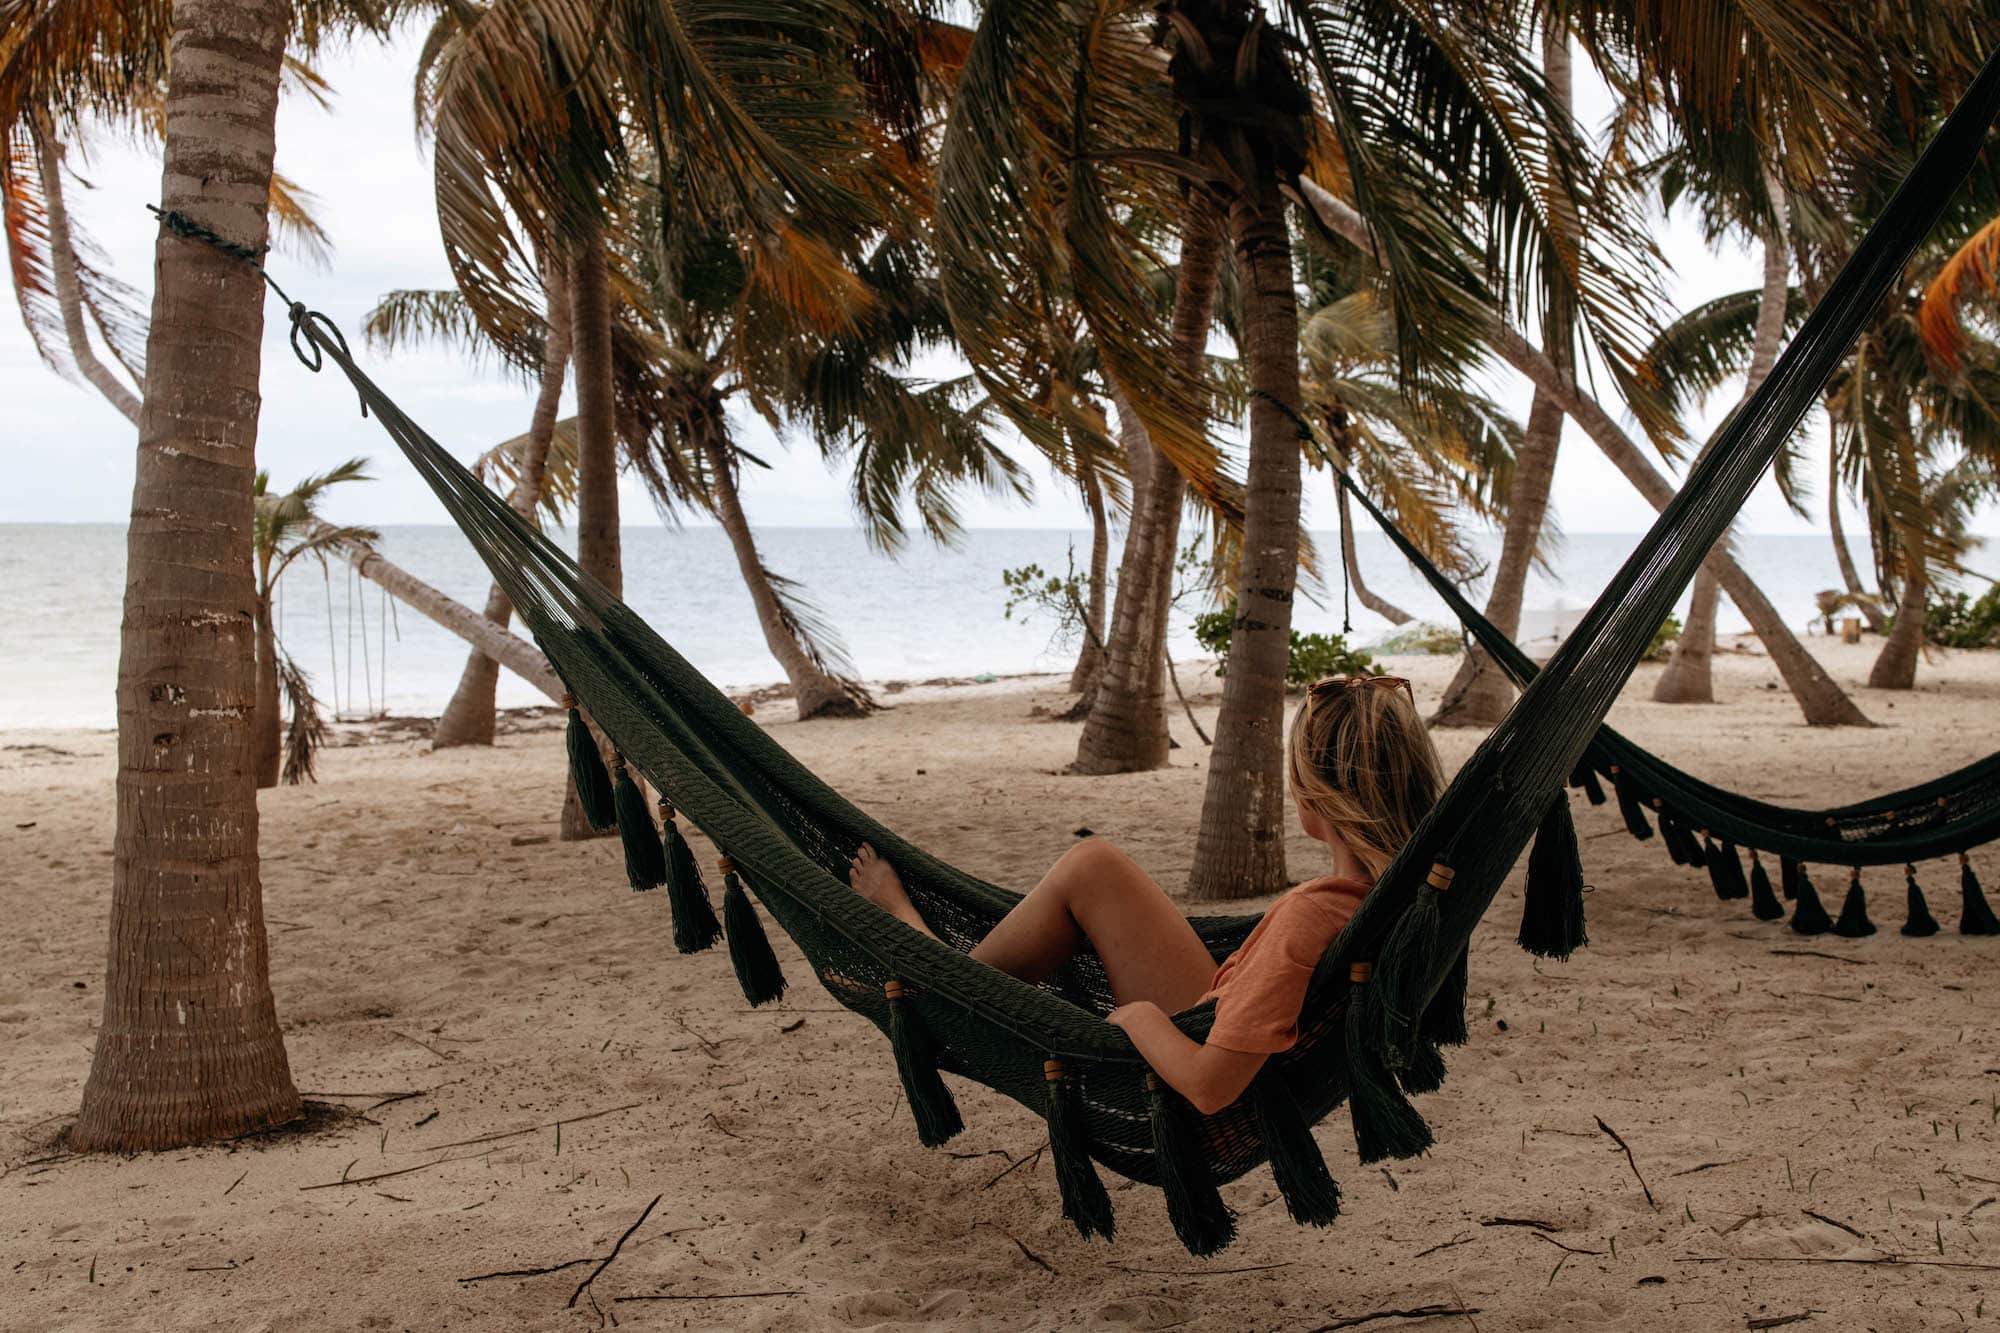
[622,161,1025,718]
[939,4,1657,896]
[0,55,561,721]
[40,0,303,1153]
[251,460,376,788]
[1645,125,1801,703]
[1432,24,1571,728]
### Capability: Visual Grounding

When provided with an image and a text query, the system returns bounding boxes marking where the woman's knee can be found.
[1059,836,1132,879]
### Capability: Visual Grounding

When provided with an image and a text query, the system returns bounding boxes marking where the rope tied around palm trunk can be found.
[147,205,368,416]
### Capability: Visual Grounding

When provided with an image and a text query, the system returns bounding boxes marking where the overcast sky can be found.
[3,25,1983,543]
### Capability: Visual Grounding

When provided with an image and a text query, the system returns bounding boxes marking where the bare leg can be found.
[848,838,1216,1011]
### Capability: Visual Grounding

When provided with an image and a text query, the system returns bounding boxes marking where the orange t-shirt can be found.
[1202,875,1369,1054]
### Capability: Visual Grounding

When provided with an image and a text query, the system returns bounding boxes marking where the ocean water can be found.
[0,523,1867,729]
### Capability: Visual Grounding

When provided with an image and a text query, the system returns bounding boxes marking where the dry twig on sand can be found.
[1596,1117,1655,1208]
[1307,1304,1482,1330]
[568,1195,662,1310]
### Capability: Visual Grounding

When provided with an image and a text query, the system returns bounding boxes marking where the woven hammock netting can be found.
[248,51,2000,1254]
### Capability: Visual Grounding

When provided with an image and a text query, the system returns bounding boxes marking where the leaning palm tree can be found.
[251,460,377,788]
[621,155,1027,718]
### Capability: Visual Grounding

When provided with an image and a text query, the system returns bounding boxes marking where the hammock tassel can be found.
[1788,865,1833,935]
[1611,766,1653,841]
[1343,963,1433,1164]
[1419,947,1470,1048]
[720,858,787,1006]
[1748,852,1784,921]
[1902,864,1940,937]
[1520,799,1587,960]
[1655,807,1690,867]
[1394,1038,1447,1096]
[1780,856,1802,901]
[563,694,617,832]
[1252,1072,1340,1227]
[1962,854,2000,935]
[1707,837,1749,900]
[1833,868,1876,938]
[1570,761,1606,806]
[1044,1060,1114,1240]
[885,980,962,1147]
[612,761,667,891]
[1373,862,1452,1063]
[661,807,722,954]
[1146,1073,1235,1256]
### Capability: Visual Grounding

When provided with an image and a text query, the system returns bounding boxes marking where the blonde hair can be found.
[1286,677,1445,881]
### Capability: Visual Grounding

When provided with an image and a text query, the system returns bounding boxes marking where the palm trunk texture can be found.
[72,0,301,1152]
[1187,178,1303,901]
[561,223,623,840]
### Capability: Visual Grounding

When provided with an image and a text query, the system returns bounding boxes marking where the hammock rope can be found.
[142,47,2000,1254]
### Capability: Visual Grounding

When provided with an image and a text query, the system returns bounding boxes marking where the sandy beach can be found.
[5,638,1998,1332]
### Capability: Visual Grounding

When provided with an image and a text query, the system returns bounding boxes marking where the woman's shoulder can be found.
[1288,873,1372,905]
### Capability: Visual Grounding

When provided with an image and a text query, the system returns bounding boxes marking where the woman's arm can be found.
[1107,1001,1269,1115]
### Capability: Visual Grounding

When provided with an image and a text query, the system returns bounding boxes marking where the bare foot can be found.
[847,842,928,932]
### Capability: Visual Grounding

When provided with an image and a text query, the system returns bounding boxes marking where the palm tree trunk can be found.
[71,0,299,1152]
[1298,178,1869,726]
[1068,469,1110,693]
[30,115,142,421]
[254,589,280,788]
[1656,168,1792,704]
[434,262,571,748]
[1073,199,1223,773]
[1435,28,1568,729]
[1434,391,1564,726]
[1337,486,1412,625]
[1868,571,1927,688]
[1826,431,1886,631]
[1188,177,1302,901]
[701,429,870,719]
[561,221,621,839]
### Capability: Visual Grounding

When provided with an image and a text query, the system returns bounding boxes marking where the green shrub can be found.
[1192,600,1379,689]
[1926,586,2000,649]
[1374,621,1461,655]
[1643,613,1682,662]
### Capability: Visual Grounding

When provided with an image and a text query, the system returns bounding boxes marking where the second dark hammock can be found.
[1336,471,2000,941]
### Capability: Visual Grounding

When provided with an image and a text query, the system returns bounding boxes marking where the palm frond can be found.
[1919,211,2000,372]
[278,649,328,786]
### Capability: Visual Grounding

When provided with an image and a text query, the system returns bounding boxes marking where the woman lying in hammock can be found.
[847,673,1443,1115]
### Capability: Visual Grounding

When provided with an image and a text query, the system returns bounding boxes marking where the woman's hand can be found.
[1105,1000,1267,1115]
[1105,1000,1161,1032]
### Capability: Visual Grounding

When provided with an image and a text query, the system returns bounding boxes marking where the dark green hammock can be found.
[1337,472,2000,941]
[183,48,2000,1257]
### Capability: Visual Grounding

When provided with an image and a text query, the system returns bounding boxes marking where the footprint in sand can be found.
[831,1288,917,1325]
[1089,1295,1189,1330]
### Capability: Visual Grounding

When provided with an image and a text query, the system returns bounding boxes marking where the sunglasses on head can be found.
[1307,674,1415,707]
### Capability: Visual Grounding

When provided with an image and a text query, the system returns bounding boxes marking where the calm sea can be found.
[0,523,1870,729]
